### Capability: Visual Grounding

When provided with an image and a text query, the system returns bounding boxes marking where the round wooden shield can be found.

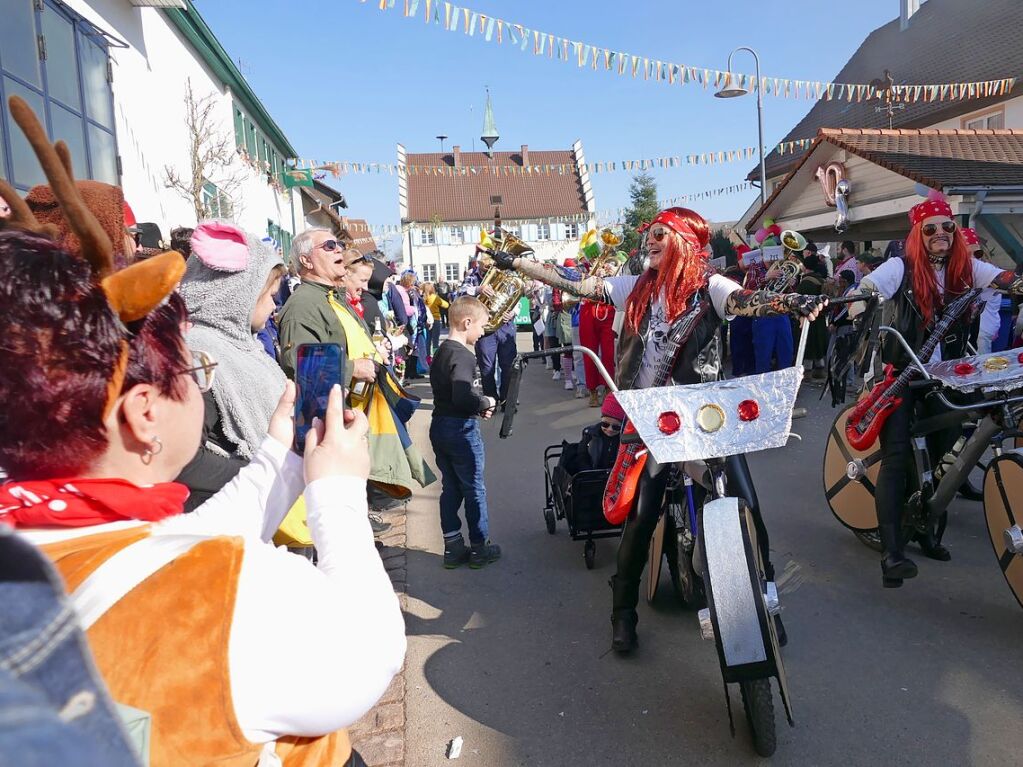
[822,402,883,532]
[983,453,1023,610]
[646,513,667,604]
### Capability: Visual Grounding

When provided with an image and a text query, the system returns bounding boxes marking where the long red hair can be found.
[903,223,972,325]
[625,207,710,332]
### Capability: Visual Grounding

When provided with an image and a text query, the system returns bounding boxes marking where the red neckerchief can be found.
[348,294,365,318]
[0,478,189,529]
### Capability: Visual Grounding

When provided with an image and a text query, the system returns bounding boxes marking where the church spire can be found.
[481,88,499,157]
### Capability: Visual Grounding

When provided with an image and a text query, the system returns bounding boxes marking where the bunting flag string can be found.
[358,0,1016,103]
[296,140,813,178]
[338,181,754,237]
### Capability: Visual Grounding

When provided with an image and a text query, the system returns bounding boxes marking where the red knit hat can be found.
[600,392,625,421]
[908,191,953,227]
[563,257,576,268]
[960,226,980,247]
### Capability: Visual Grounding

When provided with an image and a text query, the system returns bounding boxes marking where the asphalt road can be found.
[401,340,1023,766]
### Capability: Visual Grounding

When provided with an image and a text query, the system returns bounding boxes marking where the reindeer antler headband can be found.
[0,95,186,414]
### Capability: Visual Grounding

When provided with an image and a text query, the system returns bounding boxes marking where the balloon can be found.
[754,227,769,244]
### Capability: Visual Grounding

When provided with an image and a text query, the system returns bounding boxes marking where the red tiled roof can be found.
[752,0,1023,181]
[404,148,588,222]
[746,128,1023,230]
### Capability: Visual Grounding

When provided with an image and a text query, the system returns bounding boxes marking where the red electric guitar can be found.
[603,299,710,525]
[845,289,980,451]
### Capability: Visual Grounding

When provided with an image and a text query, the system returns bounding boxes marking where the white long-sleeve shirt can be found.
[23,437,406,743]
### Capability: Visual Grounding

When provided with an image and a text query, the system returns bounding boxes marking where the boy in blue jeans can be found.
[429,297,502,568]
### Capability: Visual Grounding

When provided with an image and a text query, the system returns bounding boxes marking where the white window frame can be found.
[962,106,1005,130]
[420,227,436,245]
[448,226,463,245]
[202,179,233,219]
[564,223,579,240]
[422,264,437,282]
[444,262,460,282]
[537,222,551,240]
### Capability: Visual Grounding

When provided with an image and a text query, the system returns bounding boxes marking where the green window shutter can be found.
[233,107,244,148]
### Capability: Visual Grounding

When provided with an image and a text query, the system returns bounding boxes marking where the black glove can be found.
[783,293,828,318]
[491,250,518,271]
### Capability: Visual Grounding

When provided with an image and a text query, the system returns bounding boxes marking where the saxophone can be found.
[476,226,533,334]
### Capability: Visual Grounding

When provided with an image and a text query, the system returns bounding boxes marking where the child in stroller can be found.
[558,393,624,476]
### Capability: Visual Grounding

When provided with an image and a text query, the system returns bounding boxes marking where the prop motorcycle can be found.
[500,323,820,756]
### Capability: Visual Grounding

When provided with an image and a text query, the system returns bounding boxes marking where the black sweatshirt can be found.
[430,339,491,418]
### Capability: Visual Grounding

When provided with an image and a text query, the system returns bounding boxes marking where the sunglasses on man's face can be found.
[922,221,956,237]
[600,420,622,433]
[648,227,672,242]
[314,239,342,253]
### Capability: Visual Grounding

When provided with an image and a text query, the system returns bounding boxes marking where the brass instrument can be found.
[780,229,807,253]
[477,226,533,333]
[589,229,628,278]
[762,228,807,292]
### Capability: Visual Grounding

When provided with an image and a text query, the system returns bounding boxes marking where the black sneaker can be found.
[369,513,391,535]
[443,538,470,569]
[469,540,502,569]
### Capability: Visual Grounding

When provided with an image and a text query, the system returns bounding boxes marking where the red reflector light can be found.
[953,362,976,376]
[657,411,681,435]
[738,399,760,421]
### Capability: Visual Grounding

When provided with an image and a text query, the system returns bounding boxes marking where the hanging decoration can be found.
[358,0,1016,103]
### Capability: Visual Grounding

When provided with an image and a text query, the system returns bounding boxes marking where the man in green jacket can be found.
[278,227,376,386]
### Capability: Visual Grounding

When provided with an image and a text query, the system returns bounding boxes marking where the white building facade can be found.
[0,0,302,252]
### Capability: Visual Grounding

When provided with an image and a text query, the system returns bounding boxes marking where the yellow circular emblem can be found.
[983,356,1009,371]
[696,403,726,433]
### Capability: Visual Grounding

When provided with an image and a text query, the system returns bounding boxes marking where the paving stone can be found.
[352,731,404,766]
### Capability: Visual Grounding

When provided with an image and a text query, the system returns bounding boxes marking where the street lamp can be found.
[714,46,766,207]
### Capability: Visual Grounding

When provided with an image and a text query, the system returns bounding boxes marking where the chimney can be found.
[452,145,461,168]
[899,0,920,31]
[520,144,529,167]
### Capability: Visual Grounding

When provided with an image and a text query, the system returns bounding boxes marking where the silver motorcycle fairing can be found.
[614,367,802,464]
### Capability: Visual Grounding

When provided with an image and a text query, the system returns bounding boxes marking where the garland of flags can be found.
[359,0,1016,103]
[293,140,813,180]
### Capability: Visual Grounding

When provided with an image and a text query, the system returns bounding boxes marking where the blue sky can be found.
[196,0,902,247]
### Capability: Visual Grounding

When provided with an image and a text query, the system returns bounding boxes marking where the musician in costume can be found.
[489,207,826,653]
[752,233,804,374]
[853,193,1023,587]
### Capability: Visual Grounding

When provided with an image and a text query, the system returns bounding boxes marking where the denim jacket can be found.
[0,526,140,767]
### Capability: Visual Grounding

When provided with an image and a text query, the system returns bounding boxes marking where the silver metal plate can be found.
[702,497,767,667]
[615,367,802,464]
[925,350,1023,393]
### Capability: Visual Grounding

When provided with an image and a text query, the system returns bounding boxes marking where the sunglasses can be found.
[347,253,373,266]
[313,239,342,253]
[648,227,672,242]
[922,221,956,237]
[600,420,622,433]
[178,350,218,393]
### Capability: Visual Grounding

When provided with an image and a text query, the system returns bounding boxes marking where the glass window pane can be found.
[41,7,81,110]
[87,123,117,184]
[50,102,87,177]
[0,1,42,88]
[4,78,46,187]
[80,37,113,128]
[233,107,244,147]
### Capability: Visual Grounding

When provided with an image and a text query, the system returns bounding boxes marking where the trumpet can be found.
[476,226,533,334]
[589,229,628,278]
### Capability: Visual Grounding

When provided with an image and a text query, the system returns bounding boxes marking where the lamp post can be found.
[714,46,766,207]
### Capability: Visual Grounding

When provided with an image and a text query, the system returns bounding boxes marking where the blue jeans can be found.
[475,320,518,401]
[430,416,489,543]
[430,322,442,356]
[0,527,141,767]
[753,315,794,374]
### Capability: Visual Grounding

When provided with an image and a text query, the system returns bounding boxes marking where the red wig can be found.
[625,207,710,332]
[903,223,972,325]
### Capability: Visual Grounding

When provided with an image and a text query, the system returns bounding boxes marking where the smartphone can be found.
[294,343,346,452]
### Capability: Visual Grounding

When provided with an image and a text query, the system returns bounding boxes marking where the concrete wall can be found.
[62,0,301,244]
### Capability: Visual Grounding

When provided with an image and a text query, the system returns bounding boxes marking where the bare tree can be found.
[164,78,244,222]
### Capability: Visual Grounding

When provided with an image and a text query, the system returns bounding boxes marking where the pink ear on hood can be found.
[190,221,249,272]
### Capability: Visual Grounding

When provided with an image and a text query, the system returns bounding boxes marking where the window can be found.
[537,222,551,240]
[420,228,436,245]
[444,263,460,282]
[0,1,118,190]
[963,108,1005,130]
[504,225,520,238]
[448,226,463,244]
[564,223,579,240]
[266,220,291,256]
[422,264,437,282]
[202,180,233,218]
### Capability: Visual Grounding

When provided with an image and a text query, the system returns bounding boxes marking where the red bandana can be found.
[909,193,953,226]
[0,478,189,529]
[348,294,365,318]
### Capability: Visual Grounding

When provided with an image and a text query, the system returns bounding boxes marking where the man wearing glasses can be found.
[278,228,376,387]
[851,196,1023,588]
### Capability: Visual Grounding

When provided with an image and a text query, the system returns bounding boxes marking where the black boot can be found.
[878,523,918,588]
[914,530,951,561]
[610,576,639,654]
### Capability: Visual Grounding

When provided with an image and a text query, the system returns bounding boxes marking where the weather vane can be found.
[871,69,907,129]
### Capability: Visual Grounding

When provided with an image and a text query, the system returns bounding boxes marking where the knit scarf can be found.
[0,478,188,528]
